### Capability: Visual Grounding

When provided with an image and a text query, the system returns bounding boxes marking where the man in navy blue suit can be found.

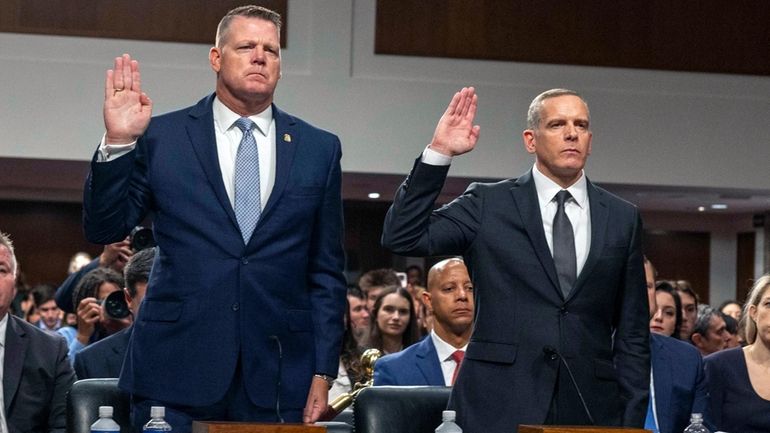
[644,258,711,433]
[74,247,154,379]
[374,258,474,386]
[82,5,346,431]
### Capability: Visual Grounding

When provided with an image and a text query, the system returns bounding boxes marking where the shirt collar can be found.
[0,313,8,347]
[430,329,467,361]
[213,96,273,137]
[531,163,588,210]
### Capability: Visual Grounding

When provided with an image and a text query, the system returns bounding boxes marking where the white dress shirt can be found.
[422,147,591,277]
[430,330,467,386]
[0,313,9,433]
[98,96,277,211]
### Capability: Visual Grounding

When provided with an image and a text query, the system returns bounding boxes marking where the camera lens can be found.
[130,226,156,252]
[104,290,131,319]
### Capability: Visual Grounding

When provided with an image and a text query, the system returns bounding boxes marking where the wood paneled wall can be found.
[644,230,711,304]
[0,0,288,45]
[376,0,770,76]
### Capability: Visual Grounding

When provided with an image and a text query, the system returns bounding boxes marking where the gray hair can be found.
[744,275,770,344]
[526,88,589,129]
[0,231,16,275]
[691,306,721,338]
[216,5,282,47]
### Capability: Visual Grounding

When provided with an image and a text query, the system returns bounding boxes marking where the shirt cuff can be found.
[97,133,137,162]
[421,146,453,166]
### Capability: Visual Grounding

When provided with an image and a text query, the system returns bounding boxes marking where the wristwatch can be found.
[314,373,334,389]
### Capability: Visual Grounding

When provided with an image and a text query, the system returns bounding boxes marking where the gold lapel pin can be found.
[283,133,292,142]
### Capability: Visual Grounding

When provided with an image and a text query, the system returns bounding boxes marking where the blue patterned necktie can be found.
[553,190,576,297]
[233,117,261,243]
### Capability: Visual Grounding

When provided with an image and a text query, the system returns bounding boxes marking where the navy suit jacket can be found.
[650,333,710,433]
[373,336,446,386]
[74,326,131,379]
[4,315,76,433]
[382,162,650,433]
[83,95,347,410]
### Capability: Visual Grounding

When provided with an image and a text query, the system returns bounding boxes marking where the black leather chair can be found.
[352,386,451,433]
[67,378,131,433]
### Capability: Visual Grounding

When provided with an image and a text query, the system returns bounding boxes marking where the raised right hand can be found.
[104,53,153,144]
[428,87,481,157]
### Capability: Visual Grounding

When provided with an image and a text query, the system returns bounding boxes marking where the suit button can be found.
[559,307,568,315]
[232,303,240,311]
[241,258,248,265]
[550,354,558,361]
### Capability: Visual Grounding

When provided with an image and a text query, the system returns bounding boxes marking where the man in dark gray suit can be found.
[0,231,76,433]
[382,88,650,433]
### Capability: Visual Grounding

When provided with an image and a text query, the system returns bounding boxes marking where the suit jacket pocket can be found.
[141,300,183,322]
[593,358,618,381]
[465,340,517,364]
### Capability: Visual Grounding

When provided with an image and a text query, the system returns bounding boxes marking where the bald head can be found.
[427,258,466,292]
[424,258,474,346]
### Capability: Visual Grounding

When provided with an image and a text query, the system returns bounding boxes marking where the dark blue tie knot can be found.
[234,117,256,134]
[555,190,572,207]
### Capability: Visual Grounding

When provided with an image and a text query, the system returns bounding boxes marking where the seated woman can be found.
[649,281,682,338]
[365,286,420,355]
[704,275,770,432]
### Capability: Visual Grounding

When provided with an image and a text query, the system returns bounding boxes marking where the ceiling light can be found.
[711,203,728,210]
[697,206,706,212]
[368,192,381,199]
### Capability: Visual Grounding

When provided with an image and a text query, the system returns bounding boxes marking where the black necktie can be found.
[553,190,576,297]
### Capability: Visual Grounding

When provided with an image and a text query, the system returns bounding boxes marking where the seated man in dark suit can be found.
[75,247,154,379]
[0,231,76,433]
[374,258,473,386]
[644,258,711,433]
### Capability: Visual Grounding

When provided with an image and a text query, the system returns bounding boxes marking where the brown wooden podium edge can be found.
[192,421,326,433]
[518,426,651,433]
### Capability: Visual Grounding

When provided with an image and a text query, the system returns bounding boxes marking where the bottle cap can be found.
[690,413,703,421]
[442,410,456,422]
[150,406,165,418]
[98,406,114,417]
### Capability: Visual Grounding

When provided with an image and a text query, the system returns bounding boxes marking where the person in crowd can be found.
[374,258,474,386]
[346,286,370,345]
[329,295,367,402]
[406,264,425,288]
[358,268,400,312]
[55,238,132,313]
[0,231,76,432]
[382,87,649,432]
[643,258,710,433]
[721,313,742,348]
[673,280,699,341]
[57,267,130,363]
[75,247,154,379]
[649,280,682,338]
[82,5,346,428]
[704,275,770,432]
[690,307,730,356]
[366,286,420,355]
[32,284,62,332]
[718,299,741,321]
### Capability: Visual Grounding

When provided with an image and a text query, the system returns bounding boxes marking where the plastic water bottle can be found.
[683,413,710,433]
[90,406,120,433]
[435,410,462,433]
[143,406,173,432]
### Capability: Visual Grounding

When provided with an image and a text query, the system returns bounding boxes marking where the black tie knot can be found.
[555,190,572,208]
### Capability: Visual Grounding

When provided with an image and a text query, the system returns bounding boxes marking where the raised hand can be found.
[429,87,481,156]
[104,53,153,144]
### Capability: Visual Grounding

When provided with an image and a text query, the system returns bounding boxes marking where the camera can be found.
[103,290,131,319]
[130,226,156,252]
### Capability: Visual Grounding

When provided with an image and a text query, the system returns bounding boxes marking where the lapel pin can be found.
[283,133,292,142]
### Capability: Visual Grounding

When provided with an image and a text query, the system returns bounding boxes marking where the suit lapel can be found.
[567,179,608,301]
[3,316,27,412]
[510,171,561,297]
[650,335,672,433]
[416,338,445,385]
[186,94,240,232]
[255,105,297,228]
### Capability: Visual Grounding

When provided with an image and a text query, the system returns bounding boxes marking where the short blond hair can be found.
[0,231,17,275]
[744,275,770,344]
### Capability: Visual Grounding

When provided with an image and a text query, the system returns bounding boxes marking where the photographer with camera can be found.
[55,226,155,313]
[76,247,154,379]
[56,266,132,365]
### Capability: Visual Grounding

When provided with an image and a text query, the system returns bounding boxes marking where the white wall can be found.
[1,0,770,191]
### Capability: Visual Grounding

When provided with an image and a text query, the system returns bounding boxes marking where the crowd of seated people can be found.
[6,223,770,432]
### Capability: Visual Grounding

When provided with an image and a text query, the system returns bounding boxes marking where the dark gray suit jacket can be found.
[382,160,650,433]
[4,314,76,433]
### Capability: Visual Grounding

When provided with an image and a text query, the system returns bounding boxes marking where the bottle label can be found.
[92,430,120,433]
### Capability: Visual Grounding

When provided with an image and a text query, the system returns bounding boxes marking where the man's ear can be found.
[421,291,432,312]
[523,130,536,154]
[691,333,703,347]
[209,47,222,73]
